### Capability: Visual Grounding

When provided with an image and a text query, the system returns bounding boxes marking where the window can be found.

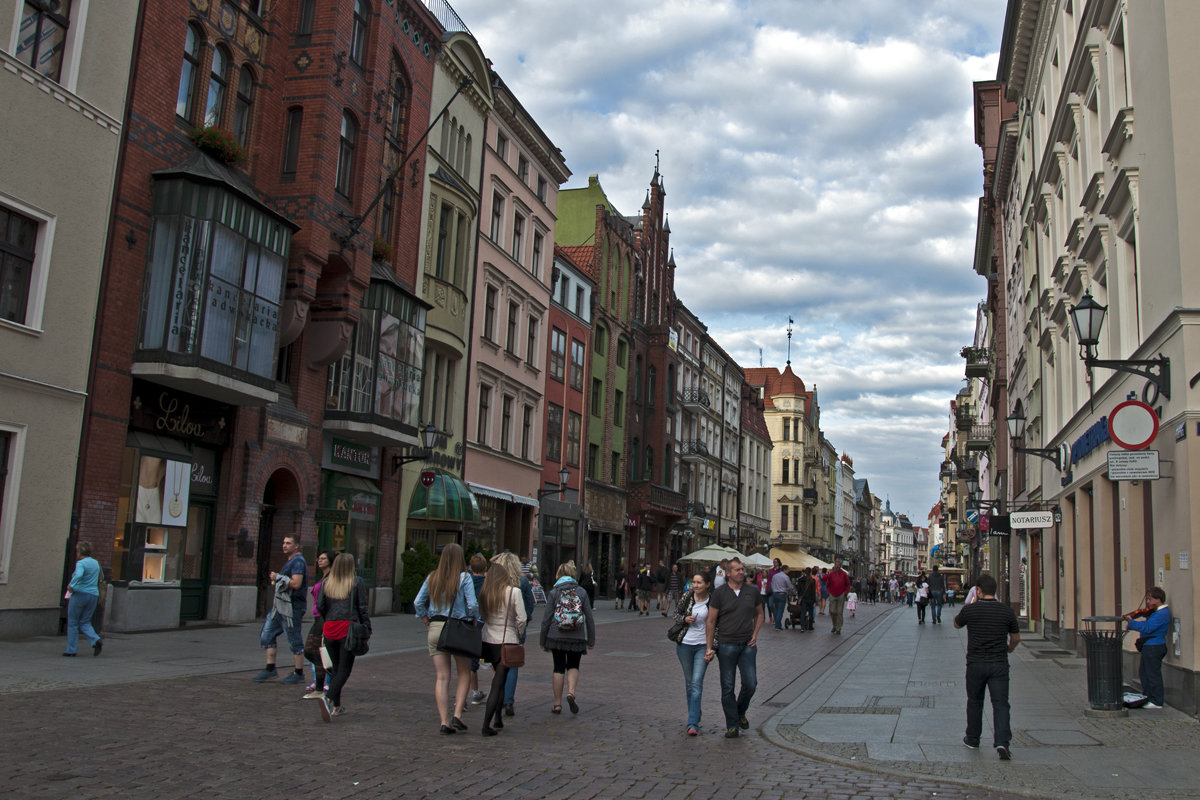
[531,231,543,278]
[477,385,491,444]
[566,412,581,467]
[594,325,607,356]
[350,0,368,65]
[616,337,627,366]
[506,301,519,354]
[591,378,603,416]
[511,213,525,262]
[483,285,497,342]
[782,419,790,441]
[297,0,316,36]
[138,182,291,384]
[0,206,39,326]
[525,315,538,363]
[521,405,532,459]
[574,287,584,317]
[233,66,254,146]
[610,452,620,484]
[490,192,504,242]
[335,111,357,199]
[780,504,787,530]
[434,203,451,279]
[204,47,228,127]
[379,182,395,242]
[647,366,656,407]
[613,389,624,426]
[282,107,303,177]
[588,444,598,478]
[569,339,584,391]
[792,506,799,531]
[16,0,71,82]
[549,328,565,382]
[634,357,641,402]
[536,174,548,203]
[517,155,529,182]
[388,73,408,143]
[177,23,203,120]
[496,132,508,160]
[546,404,563,462]
[501,395,513,453]
[781,459,789,484]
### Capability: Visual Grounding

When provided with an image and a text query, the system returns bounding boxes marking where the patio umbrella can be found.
[679,544,735,563]
[743,553,774,569]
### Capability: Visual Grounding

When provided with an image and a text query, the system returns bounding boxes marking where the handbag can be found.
[498,593,525,668]
[439,616,482,657]
[667,593,693,644]
[1135,637,1146,652]
[345,580,371,656]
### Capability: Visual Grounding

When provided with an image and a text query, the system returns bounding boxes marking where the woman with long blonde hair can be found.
[315,553,369,722]
[414,542,478,734]
[540,560,595,714]
[477,552,526,735]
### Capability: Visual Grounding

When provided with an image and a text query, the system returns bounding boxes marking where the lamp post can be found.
[538,467,571,500]
[1005,410,1062,471]
[390,423,437,474]
[1070,291,1171,403]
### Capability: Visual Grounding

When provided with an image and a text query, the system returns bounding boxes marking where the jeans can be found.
[65,592,100,654]
[800,599,815,631]
[323,636,357,707]
[930,591,944,622]
[965,661,1011,748]
[260,605,305,654]
[716,643,758,729]
[1139,644,1167,705]
[827,594,847,632]
[768,594,787,629]
[503,630,528,705]
[676,643,709,729]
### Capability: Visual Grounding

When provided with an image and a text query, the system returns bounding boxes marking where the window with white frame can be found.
[490,191,504,242]
[525,314,538,364]
[15,0,72,83]
[483,284,497,342]
[476,384,491,444]
[0,201,51,329]
[501,394,513,453]
[511,213,525,262]
[0,424,23,584]
[531,230,543,278]
[505,300,519,354]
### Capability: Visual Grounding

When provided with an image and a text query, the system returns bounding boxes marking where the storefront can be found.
[406,469,480,551]
[319,435,382,587]
[108,381,231,630]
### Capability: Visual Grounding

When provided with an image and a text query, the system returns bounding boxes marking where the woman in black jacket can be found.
[316,553,370,722]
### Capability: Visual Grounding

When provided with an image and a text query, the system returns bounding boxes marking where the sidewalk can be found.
[763,602,1200,800]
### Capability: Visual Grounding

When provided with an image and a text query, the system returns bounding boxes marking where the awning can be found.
[467,481,539,508]
[126,430,192,460]
[332,474,381,496]
[768,546,833,572]
[409,470,480,523]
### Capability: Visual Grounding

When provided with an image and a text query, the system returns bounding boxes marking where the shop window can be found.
[137,180,291,388]
[16,0,71,82]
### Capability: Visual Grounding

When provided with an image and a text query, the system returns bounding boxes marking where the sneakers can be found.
[330,706,346,718]
[738,715,749,729]
[252,668,278,682]
[1144,702,1163,709]
[470,691,486,705]
[302,689,326,700]
[687,726,699,736]
[93,639,103,657]
[281,671,304,684]
[320,695,333,723]
[724,728,739,738]
[996,745,1012,760]
[304,682,317,692]
[963,736,979,749]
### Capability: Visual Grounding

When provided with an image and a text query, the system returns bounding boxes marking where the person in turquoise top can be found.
[64,541,103,657]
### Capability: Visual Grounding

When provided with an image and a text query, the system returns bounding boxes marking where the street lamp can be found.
[1070,291,1171,402]
[1005,410,1062,471]
[538,467,570,500]
[390,423,437,474]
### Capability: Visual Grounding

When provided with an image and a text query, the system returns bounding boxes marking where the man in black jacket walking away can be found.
[954,574,1020,761]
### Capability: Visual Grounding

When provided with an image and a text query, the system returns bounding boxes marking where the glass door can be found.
[179,503,213,621]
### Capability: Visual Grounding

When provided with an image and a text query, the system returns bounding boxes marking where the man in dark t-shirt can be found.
[928,566,947,624]
[255,533,308,684]
[705,557,764,738]
[954,574,1020,760]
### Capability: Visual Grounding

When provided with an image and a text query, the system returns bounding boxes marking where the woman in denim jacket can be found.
[415,543,479,734]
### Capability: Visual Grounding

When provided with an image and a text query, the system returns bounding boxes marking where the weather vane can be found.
[786,316,794,366]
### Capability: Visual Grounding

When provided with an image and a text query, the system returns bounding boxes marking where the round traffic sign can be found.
[1108,399,1159,450]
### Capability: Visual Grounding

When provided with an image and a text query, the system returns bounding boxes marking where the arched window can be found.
[176,23,203,120]
[336,111,357,198]
[350,0,368,65]
[204,46,228,127]
[388,71,408,143]
[233,65,254,146]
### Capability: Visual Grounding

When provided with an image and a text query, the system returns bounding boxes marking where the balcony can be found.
[680,440,709,462]
[802,488,818,505]
[680,388,710,412]
[648,483,685,515]
[955,404,974,431]
[966,423,995,452]
[803,446,818,464]
[962,346,991,379]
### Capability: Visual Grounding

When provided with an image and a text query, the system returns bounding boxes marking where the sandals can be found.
[551,704,562,714]
[567,694,579,714]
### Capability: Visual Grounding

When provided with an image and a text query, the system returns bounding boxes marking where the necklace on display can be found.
[168,462,183,518]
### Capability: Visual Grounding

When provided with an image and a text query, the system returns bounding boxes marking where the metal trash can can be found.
[1079,616,1128,711]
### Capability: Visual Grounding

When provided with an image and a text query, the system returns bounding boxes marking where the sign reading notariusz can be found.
[1010,511,1054,530]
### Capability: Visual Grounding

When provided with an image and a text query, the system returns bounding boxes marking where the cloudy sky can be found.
[452,0,1008,524]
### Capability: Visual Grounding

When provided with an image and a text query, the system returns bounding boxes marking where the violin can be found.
[1123,606,1155,620]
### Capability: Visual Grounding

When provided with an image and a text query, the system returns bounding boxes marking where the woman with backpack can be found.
[540,560,595,714]
[315,553,370,722]
[415,542,479,734]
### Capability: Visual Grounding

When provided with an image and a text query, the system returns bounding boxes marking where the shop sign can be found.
[1070,416,1110,465]
[189,447,219,497]
[130,381,232,446]
[1010,511,1054,529]
[330,438,373,470]
[420,470,435,487]
[625,514,640,528]
[1107,450,1160,481]
[315,507,349,525]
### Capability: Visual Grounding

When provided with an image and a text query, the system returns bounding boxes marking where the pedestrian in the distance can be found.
[928,566,947,623]
[818,567,829,614]
[579,561,597,608]
[846,589,858,618]
[768,565,792,630]
[915,575,930,624]
[414,542,479,735]
[953,573,1019,760]
[541,560,595,714]
[467,552,488,706]
[825,560,851,634]
[664,563,683,618]
[63,541,103,657]
[1125,586,1169,709]
[671,571,712,736]
[302,549,337,698]
[316,553,370,722]
[797,567,818,631]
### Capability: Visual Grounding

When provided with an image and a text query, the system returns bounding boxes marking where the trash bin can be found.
[1079,616,1128,711]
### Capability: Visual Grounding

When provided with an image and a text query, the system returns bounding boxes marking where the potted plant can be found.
[372,235,393,263]
[187,125,247,166]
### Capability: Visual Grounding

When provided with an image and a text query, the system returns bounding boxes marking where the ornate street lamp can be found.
[1005,409,1061,470]
[390,422,437,474]
[538,467,571,500]
[1070,291,1171,402]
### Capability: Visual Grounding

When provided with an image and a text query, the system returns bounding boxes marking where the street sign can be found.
[965,509,979,524]
[1010,511,1053,529]
[1108,398,1158,450]
[1107,450,1160,480]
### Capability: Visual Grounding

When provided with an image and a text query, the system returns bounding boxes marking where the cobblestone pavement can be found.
[1,599,1033,800]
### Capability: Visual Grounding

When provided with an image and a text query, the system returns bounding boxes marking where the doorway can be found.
[179,502,213,621]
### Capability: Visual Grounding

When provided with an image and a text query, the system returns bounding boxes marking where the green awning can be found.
[332,473,381,496]
[408,470,479,523]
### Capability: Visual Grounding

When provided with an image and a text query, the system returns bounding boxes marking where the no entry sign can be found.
[1108,398,1158,450]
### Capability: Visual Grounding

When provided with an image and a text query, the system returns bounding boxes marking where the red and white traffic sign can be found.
[1108,398,1159,450]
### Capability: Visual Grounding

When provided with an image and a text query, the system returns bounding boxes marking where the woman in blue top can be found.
[64,541,103,656]
[1126,586,1170,708]
[415,542,478,734]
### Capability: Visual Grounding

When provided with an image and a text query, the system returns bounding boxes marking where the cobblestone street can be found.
[1,601,1030,800]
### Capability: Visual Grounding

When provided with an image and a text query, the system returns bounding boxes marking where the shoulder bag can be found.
[667,592,693,644]
[345,579,371,656]
[438,576,482,657]
[499,591,525,668]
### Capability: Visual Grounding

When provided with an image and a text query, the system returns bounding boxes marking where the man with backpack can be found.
[705,557,764,738]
